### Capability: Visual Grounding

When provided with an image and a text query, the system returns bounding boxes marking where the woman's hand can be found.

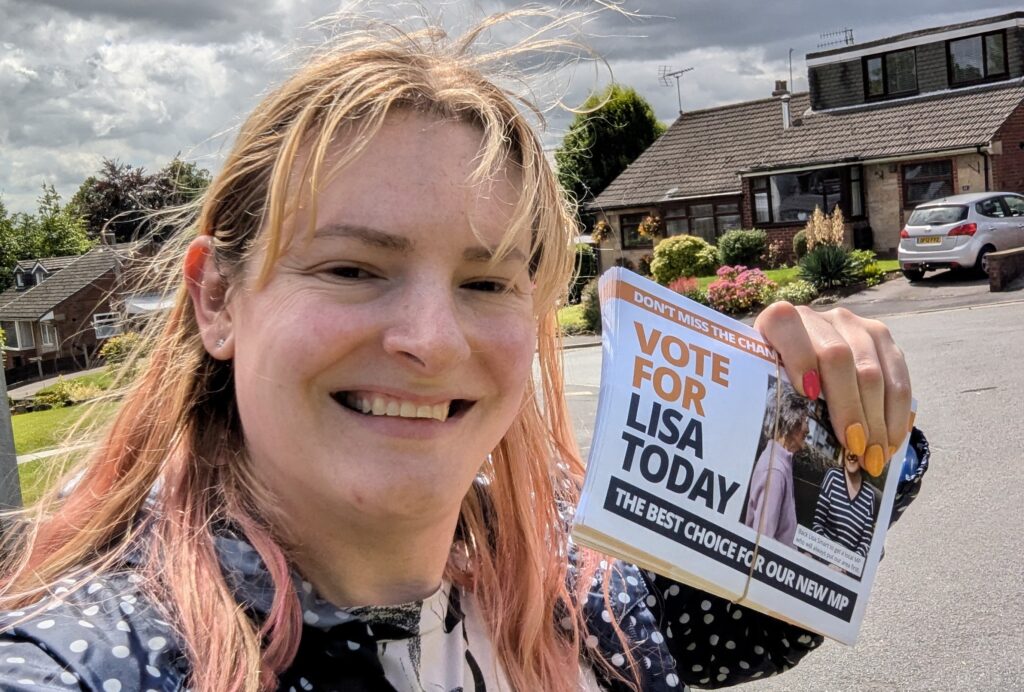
[753,303,912,477]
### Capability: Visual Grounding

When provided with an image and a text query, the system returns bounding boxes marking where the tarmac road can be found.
[561,273,1024,691]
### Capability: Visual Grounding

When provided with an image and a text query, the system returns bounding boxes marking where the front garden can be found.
[561,207,899,335]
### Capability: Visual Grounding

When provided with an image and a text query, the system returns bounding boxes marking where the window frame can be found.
[862,47,918,101]
[656,198,742,243]
[4,321,36,351]
[92,312,123,340]
[751,166,864,226]
[947,30,1009,87]
[619,212,653,250]
[900,160,954,210]
[40,321,57,348]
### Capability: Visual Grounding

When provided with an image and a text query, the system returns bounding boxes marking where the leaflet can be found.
[572,268,913,644]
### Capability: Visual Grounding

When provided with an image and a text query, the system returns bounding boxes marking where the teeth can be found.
[343,392,452,422]
[432,403,448,422]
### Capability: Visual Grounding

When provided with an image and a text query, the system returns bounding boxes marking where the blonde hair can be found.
[1,9,637,692]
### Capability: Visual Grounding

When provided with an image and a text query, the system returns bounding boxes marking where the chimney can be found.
[773,80,792,130]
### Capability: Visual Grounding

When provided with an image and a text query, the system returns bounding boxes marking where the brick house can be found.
[0,245,133,382]
[588,12,1024,269]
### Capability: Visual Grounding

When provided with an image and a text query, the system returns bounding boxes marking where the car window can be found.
[1003,195,1024,217]
[907,205,968,225]
[976,198,1007,218]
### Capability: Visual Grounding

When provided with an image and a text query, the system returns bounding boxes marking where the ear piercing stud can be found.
[216,337,226,349]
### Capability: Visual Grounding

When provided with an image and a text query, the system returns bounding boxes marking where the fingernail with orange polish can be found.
[865,445,885,477]
[802,370,821,400]
[845,423,867,456]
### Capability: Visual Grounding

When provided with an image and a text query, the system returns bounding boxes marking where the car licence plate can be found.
[917,236,941,245]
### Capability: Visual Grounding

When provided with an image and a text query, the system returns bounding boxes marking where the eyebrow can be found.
[314,223,528,264]
[314,224,412,253]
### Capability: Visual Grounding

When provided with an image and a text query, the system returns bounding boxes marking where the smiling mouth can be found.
[332,392,472,422]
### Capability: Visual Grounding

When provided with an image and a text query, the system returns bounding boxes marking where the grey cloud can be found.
[2,0,1022,212]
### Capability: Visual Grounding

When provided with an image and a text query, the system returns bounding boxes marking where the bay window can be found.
[752,166,863,225]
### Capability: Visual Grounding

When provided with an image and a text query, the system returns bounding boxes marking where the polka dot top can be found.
[0,432,928,691]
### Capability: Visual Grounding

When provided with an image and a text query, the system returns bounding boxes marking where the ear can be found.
[184,235,235,360]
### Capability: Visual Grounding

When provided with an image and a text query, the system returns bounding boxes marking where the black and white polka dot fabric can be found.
[0,432,928,690]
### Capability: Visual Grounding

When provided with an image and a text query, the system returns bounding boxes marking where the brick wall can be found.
[991,100,1024,192]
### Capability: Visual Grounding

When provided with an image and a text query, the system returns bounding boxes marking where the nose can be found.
[382,283,472,374]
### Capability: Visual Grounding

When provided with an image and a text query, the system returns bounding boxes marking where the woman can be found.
[0,11,920,691]
[813,452,878,562]
[743,390,812,546]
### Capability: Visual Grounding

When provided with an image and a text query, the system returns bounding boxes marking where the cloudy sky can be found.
[1,0,1020,213]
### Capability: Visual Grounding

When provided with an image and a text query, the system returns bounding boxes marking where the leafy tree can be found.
[24,185,93,258]
[555,84,666,216]
[0,188,93,290]
[0,199,22,288]
[70,157,211,243]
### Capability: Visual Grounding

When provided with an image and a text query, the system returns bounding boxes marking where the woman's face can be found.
[843,452,862,476]
[219,112,537,528]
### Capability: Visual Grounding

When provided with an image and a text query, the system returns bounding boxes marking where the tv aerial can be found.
[817,29,855,49]
[659,66,694,115]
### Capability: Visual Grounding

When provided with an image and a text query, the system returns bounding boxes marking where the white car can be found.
[898,192,1024,281]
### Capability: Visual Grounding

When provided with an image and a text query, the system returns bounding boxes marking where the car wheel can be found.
[902,268,925,282]
[975,245,996,274]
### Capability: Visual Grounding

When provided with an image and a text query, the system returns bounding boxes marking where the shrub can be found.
[637,253,654,278]
[762,240,787,269]
[793,230,809,259]
[649,235,719,285]
[799,245,857,290]
[99,332,143,365]
[707,265,777,314]
[568,243,598,304]
[718,229,768,268]
[33,376,102,409]
[668,276,710,306]
[803,205,846,251]
[848,249,885,286]
[557,304,589,336]
[770,279,819,305]
[591,219,611,244]
[580,279,602,334]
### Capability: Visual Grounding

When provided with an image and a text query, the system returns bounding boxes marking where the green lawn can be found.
[17,453,82,505]
[11,400,119,456]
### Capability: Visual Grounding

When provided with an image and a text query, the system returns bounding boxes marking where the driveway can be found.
[820,268,1024,319]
